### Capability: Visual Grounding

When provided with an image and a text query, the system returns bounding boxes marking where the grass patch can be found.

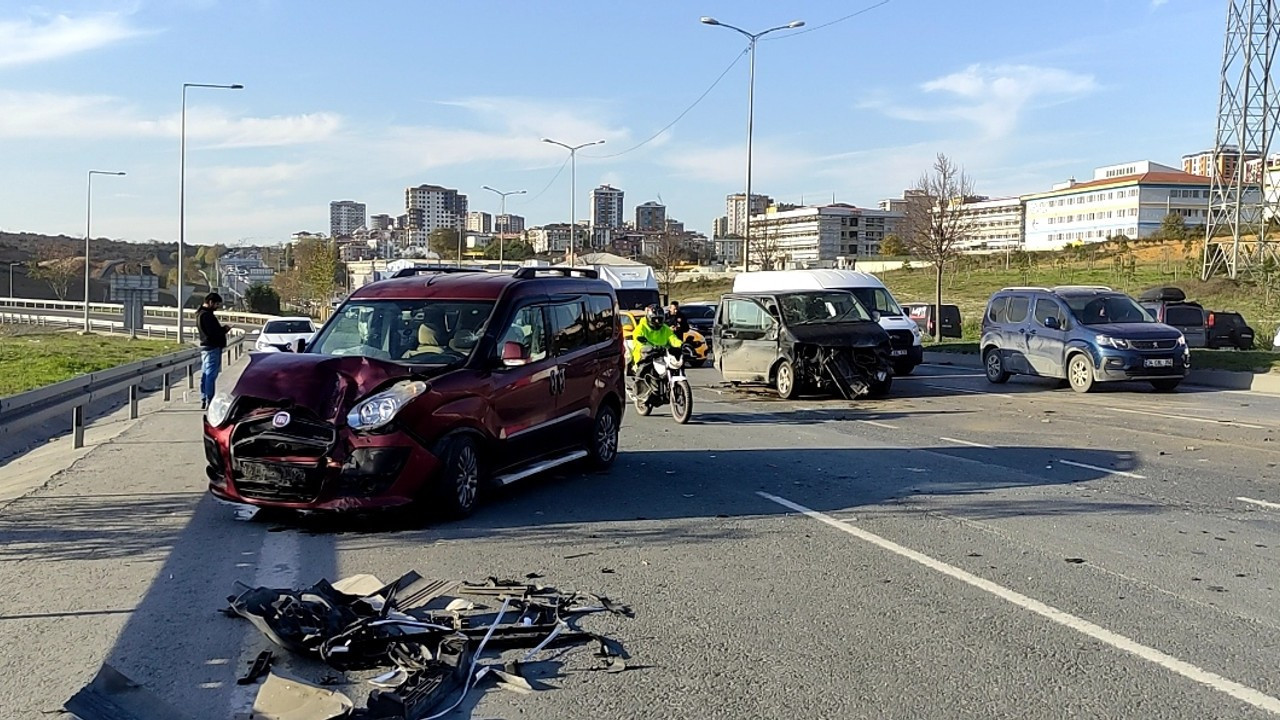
[925,342,979,355]
[0,327,182,396]
[1190,349,1280,374]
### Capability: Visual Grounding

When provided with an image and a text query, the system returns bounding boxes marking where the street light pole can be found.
[482,185,527,270]
[85,170,126,332]
[179,82,243,342]
[701,17,804,271]
[542,138,605,265]
[9,262,20,298]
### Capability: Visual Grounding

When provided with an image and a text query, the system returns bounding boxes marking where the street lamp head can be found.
[515,190,527,195]
[113,172,127,176]
[230,84,244,89]
[700,17,720,25]
[541,138,554,144]
[787,20,805,28]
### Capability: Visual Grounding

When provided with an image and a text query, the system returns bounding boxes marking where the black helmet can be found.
[646,305,666,327]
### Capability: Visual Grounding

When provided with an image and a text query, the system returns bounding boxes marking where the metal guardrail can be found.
[0,310,196,340]
[0,297,277,327]
[0,323,246,449]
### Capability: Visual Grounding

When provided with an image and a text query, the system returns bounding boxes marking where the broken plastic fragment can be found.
[251,672,353,720]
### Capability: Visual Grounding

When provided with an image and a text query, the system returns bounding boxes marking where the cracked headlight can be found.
[346,380,427,431]
[206,392,234,427]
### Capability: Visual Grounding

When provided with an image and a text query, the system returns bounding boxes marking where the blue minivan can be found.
[981,286,1190,393]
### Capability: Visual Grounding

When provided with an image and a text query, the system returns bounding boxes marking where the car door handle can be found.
[721,331,736,339]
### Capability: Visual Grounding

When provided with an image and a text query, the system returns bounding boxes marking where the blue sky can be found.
[0,0,1223,245]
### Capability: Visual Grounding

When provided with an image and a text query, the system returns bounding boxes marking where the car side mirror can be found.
[870,310,881,322]
[292,338,307,353]
[501,341,530,367]
[1043,316,1059,330]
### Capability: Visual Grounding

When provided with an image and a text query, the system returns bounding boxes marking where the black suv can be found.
[1138,287,1206,348]
[1206,311,1255,350]
[981,286,1189,393]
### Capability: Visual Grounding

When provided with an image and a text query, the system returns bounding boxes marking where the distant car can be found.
[678,302,717,337]
[982,285,1189,393]
[254,317,317,353]
[1139,287,1207,348]
[903,303,963,339]
[1206,311,1255,350]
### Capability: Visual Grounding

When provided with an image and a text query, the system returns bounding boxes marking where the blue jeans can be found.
[201,349,223,403]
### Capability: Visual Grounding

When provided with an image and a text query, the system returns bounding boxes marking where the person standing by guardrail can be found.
[195,292,229,410]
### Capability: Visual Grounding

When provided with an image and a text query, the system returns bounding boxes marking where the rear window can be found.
[1166,306,1205,327]
[987,297,1009,324]
[264,320,313,334]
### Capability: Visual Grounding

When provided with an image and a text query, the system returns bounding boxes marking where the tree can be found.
[900,153,978,342]
[881,233,908,257]
[651,232,685,297]
[28,247,79,300]
[245,284,281,315]
[751,222,783,271]
[428,228,462,263]
[295,236,339,305]
[1152,212,1189,245]
[483,238,534,261]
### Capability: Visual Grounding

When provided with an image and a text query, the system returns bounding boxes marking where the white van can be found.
[731,270,924,374]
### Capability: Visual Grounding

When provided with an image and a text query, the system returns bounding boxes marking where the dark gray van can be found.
[715,290,894,400]
[981,285,1189,393]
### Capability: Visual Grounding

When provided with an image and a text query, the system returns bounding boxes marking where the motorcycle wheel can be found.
[670,380,693,424]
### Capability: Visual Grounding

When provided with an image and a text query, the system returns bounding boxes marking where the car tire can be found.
[433,435,482,519]
[1150,378,1182,392]
[893,360,915,376]
[1067,353,1095,394]
[868,376,893,398]
[984,348,1010,384]
[775,360,799,400]
[586,403,620,469]
[690,358,707,369]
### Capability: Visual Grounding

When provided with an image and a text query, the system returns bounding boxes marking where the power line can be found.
[580,46,750,159]
[764,0,892,40]
[517,155,571,205]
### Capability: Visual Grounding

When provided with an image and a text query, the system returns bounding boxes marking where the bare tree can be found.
[28,247,79,301]
[651,232,685,298]
[901,153,978,341]
[751,221,783,271]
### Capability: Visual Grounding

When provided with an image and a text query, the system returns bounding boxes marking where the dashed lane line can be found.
[1057,459,1146,480]
[1237,496,1280,511]
[757,491,1280,717]
[939,436,996,449]
[923,384,1015,399]
[1112,407,1265,430]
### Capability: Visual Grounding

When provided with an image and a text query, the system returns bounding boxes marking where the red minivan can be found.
[204,267,625,518]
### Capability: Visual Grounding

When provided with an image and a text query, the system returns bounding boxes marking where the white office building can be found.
[465,211,492,234]
[404,184,468,247]
[747,203,904,269]
[1022,161,1213,251]
[954,197,1025,251]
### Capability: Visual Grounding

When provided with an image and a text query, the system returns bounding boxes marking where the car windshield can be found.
[848,287,904,317]
[1064,294,1154,325]
[778,291,872,325]
[263,320,313,334]
[309,299,495,365]
[682,305,716,319]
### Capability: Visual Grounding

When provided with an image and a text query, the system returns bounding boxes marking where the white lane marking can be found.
[857,419,900,430]
[902,373,985,379]
[1237,496,1280,511]
[757,491,1280,716]
[1057,459,1146,479]
[924,383,1015,399]
[228,529,301,713]
[939,436,995,449]
[1112,407,1265,430]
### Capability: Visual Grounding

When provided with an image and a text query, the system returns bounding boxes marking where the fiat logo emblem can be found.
[271,411,291,428]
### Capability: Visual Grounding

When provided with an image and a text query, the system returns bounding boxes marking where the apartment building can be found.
[726,193,772,237]
[1183,147,1261,180]
[495,213,526,235]
[747,203,904,269]
[329,200,366,238]
[635,201,666,232]
[954,197,1025,251]
[404,184,468,246]
[465,211,492,234]
[528,223,586,254]
[1022,161,1212,251]
[591,185,625,229]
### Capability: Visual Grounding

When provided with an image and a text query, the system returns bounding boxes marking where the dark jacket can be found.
[196,306,228,349]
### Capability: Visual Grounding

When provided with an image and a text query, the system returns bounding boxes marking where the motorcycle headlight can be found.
[206,392,234,427]
[1096,335,1131,350]
[346,380,427,431]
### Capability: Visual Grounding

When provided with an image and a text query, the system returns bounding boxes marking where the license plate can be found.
[1144,358,1174,368]
[241,462,309,485]
[891,349,908,357]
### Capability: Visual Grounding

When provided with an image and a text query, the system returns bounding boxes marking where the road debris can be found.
[237,649,274,685]
[222,571,631,718]
[64,663,190,720]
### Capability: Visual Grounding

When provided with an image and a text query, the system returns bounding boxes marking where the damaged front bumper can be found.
[792,343,893,399]
[204,408,440,512]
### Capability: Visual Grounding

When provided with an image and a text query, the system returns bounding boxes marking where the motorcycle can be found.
[631,343,693,424]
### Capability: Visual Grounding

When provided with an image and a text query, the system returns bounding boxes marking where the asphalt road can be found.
[3,362,1280,718]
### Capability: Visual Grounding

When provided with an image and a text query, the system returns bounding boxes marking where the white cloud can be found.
[872,64,1097,140]
[0,90,340,146]
[0,11,151,68]
[1152,0,1170,7]
[201,162,311,190]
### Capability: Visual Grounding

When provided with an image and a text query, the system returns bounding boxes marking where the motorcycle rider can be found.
[631,305,683,403]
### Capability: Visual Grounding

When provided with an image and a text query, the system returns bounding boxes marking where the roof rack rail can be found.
[998,286,1050,292]
[512,266,600,280]
[391,266,485,278]
[1051,285,1113,292]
